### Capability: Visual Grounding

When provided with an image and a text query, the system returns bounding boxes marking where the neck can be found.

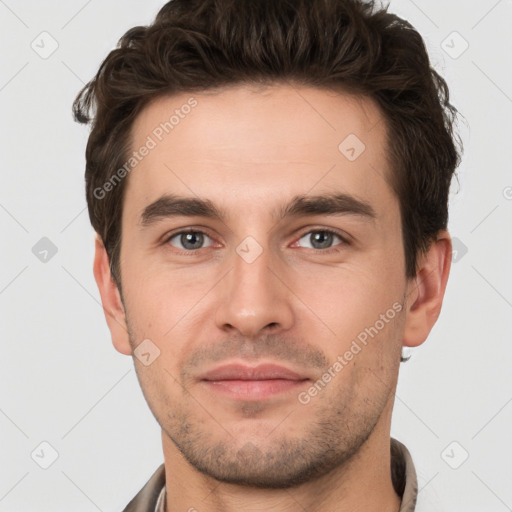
[161,418,401,512]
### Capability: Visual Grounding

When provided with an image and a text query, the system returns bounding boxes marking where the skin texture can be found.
[93,83,452,512]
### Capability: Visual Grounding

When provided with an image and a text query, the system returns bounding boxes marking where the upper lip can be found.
[200,363,309,381]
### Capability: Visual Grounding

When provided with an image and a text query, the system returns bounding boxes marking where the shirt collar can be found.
[392,438,418,512]
[155,483,166,512]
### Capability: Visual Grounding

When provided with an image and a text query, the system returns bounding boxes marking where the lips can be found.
[200,363,307,382]
[199,363,310,400]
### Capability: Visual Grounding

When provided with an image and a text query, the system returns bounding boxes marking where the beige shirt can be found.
[122,438,418,512]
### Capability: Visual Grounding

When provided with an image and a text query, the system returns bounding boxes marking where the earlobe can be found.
[402,230,452,348]
[92,235,132,355]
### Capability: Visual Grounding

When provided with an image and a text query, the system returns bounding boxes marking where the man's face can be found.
[117,84,409,487]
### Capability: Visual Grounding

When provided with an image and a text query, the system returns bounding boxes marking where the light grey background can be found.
[1,0,511,510]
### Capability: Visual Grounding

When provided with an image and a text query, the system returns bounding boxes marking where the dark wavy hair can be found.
[73,0,462,295]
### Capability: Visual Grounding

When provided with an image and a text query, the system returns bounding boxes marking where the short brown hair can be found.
[73,0,462,289]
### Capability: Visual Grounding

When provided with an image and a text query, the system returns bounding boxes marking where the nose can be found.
[215,239,295,338]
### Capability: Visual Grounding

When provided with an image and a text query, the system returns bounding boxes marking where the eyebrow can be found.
[139,192,377,227]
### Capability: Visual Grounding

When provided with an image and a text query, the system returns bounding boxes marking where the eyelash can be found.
[163,227,350,255]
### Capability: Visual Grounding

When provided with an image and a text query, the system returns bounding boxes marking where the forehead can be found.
[124,83,394,222]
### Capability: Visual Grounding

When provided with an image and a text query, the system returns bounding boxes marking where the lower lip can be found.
[202,379,308,400]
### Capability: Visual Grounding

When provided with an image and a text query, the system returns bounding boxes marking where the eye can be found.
[166,230,214,251]
[295,229,347,251]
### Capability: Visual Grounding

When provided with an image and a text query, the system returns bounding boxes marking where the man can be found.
[73,0,461,510]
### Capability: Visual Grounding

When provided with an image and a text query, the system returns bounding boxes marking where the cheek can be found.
[292,263,403,342]
[121,263,220,366]
[123,252,207,318]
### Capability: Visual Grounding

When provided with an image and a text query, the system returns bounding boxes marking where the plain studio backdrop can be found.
[1,1,511,511]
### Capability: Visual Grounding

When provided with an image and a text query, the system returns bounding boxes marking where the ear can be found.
[93,234,132,355]
[402,230,452,348]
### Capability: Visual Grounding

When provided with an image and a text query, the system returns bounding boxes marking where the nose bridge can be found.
[215,233,294,336]
[234,235,274,298]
